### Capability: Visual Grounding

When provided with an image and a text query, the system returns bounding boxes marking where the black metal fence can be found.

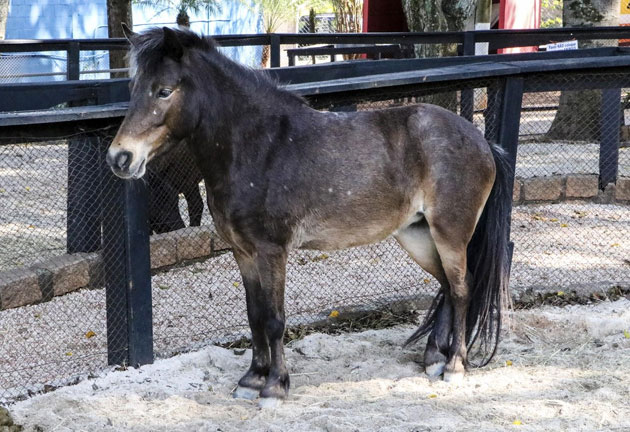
[3,26,630,81]
[1,33,629,403]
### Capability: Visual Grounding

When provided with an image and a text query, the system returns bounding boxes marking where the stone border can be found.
[0,226,230,311]
[1,176,628,311]
[513,175,630,203]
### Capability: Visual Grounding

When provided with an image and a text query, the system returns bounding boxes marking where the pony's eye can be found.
[157,88,173,99]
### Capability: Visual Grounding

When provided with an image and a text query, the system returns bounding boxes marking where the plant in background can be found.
[133,0,222,28]
[541,0,563,28]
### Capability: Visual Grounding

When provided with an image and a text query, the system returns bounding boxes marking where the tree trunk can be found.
[401,0,476,57]
[261,44,270,68]
[0,0,9,40]
[401,0,476,109]
[107,0,133,78]
[177,10,190,28]
[547,0,620,141]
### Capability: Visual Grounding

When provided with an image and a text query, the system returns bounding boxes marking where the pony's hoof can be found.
[425,362,445,379]
[258,397,283,409]
[443,371,464,384]
[233,385,260,400]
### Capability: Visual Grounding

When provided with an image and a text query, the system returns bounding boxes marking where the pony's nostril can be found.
[115,151,133,171]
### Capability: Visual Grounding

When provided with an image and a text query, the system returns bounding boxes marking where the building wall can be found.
[1,0,262,82]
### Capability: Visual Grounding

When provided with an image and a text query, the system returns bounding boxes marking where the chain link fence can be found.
[0,50,111,83]
[1,73,629,403]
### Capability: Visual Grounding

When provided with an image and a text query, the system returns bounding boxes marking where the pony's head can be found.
[107,25,211,179]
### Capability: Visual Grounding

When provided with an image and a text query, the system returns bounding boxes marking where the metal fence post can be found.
[102,149,153,367]
[599,88,621,190]
[270,34,281,68]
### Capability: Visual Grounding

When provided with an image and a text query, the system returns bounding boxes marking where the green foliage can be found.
[133,0,221,17]
[541,0,563,28]
[247,0,334,33]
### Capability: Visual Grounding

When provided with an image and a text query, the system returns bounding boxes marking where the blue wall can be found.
[1,0,263,82]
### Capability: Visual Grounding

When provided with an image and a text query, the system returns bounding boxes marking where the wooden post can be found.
[460,32,476,122]
[102,152,153,367]
[496,77,524,262]
[599,88,620,190]
[66,42,80,81]
[270,34,281,68]
[66,134,103,253]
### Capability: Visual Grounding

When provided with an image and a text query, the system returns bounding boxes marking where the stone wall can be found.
[513,175,630,204]
[0,226,230,311]
[1,175,628,311]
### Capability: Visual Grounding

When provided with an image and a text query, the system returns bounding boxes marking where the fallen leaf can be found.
[550,218,558,222]
[423,278,431,284]
[513,420,522,426]
[85,331,96,339]
[611,243,620,247]
[557,291,565,296]
[312,253,330,262]
[65,352,73,356]
[506,360,513,366]
[560,223,568,228]
[158,285,169,290]
[329,310,340,318]
[624,330,630,339]
[428,394,437,399]
[232,282,240,287]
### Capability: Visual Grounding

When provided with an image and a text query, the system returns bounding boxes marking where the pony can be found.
[106,26,512,407]
[146,142,204,234]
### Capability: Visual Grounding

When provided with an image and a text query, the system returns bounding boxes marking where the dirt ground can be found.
[5,299,630,432]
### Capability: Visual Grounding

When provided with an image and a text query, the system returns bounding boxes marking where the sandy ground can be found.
[1,200,628,402]
[5,299,630,432]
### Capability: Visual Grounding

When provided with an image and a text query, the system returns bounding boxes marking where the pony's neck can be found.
[187,50,305,190]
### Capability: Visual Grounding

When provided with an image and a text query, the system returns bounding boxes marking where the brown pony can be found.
[106,26,512,407]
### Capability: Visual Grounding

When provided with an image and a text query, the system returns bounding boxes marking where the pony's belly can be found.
[294,221,400,251]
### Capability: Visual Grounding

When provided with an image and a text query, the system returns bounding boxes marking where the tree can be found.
[401,0,476,58]
[0,0,10,40]
[401,1,476,108]
[331,0,362,33]
[107,0,133,77]
[547,0,620,141]
[134,0,221,28]
[248,0,302,67]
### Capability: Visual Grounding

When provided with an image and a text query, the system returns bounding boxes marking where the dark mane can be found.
[130,27,306,107]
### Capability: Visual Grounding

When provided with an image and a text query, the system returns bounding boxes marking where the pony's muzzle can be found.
[111,150,132,172]
[106,147,147,179]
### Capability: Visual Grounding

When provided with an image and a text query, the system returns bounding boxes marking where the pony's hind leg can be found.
[428,221,475,383]
[395,219,452,378]
[232,251,270,400]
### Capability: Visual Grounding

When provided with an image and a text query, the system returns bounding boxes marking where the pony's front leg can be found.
[232,251,270,400]
[255,244,290,406]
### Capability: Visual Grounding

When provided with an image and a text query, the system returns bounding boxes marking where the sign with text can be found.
[546,40,579,52]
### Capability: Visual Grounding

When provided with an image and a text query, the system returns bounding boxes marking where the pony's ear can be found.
[121,23,137,46]
[162,26,184,61]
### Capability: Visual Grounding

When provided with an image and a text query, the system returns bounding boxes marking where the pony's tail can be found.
[464,144,512,367]
[404,144,512,368]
